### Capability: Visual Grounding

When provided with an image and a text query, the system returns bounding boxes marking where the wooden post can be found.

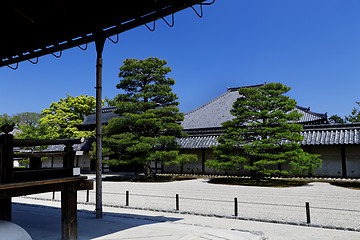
[0,125,14,221]
[341,146,347,178]
[64,144,75,169]
[30,157,42,169]
[126,191,129,206]
[306,202,311,224]
[95,33,105,219]
[61,183,77,240]
[234,197,238,217]
[0,125,14,183]
[176,194,179,210]
[86,190,89,202]
[202,149,205,173]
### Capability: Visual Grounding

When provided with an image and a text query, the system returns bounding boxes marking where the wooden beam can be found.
[15,151,68,158]
[0,177,92,199]
[13,138,83,147]
[13,168,76,182]
[0,176,88,191]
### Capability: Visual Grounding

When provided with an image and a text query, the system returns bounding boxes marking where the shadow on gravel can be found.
[330,181,360,190]
[207,178,310,187]
[12,203,182,240]
[103,175,196,182]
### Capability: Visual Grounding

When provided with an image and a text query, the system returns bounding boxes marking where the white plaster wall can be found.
[344,145,360,178]
[312,146,342,177]
[41,154,91,170]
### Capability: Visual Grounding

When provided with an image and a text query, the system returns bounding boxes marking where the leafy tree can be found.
[0,112,42,136]
[39,94,96,139]
[329,114,346,124]
[103,57,196,175]
[14,112,46,140]
[345,102,360,123]
[0,114,14,126]
[207,83,321,180]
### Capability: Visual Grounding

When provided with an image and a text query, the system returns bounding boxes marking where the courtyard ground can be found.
[12,175,360,239]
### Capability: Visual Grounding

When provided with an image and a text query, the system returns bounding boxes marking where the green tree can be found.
[345,102,360,123]
[13,112,46,139]
[329,114,346,124]
[207,83,321,180]
[0,112,42,136]
[0,114,14,126]
[103,57,196,175]
[39,94,96,139]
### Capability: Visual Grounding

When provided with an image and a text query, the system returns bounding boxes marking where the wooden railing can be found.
[0,124,93,240]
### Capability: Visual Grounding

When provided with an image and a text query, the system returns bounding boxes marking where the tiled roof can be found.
[76,107,120,130]
[181,86,328,129]
[177,123,360,149]
[302,124,360,145]
[177,135,219,149]
[42,138,95,152]
[78,85,328,131]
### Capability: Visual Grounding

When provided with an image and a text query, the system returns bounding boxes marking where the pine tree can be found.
[207,83,321,180]
[103,57,196,175]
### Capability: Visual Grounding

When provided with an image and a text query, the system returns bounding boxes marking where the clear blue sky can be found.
[1,0,360,118]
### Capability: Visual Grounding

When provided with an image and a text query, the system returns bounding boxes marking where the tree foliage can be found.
[103,57,196,175]
[0,112,43,137]
[207,83,321,180]
[345,101,360,123]
[39,94,96,139]
[329,114,346,124]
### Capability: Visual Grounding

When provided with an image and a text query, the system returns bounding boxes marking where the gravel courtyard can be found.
[27,177,360,230]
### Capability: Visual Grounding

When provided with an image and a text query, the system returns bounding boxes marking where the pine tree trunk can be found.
[144,162,152,177]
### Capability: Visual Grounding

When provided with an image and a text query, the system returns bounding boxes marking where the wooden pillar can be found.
[341,145,347,178]
[0,125,14,221]
[201,149,205,174]
[64,144,75,169]
[30,157,42,169]
[61,183,77,240]
[0,198,11,221]
[95,33,105,219]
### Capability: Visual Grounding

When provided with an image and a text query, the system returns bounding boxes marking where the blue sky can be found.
[1,0,360,118]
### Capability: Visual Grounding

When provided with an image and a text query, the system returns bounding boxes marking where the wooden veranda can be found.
[0,124,93,239]
[0,1,214,239]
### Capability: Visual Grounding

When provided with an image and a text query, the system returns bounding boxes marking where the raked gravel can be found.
[25,177,360,230]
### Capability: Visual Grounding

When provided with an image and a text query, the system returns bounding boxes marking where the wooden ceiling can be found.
[0,0,211,68]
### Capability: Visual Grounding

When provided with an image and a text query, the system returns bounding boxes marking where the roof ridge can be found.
[303,122,360,130]
[227,83,265,92]
[295,105,327,117]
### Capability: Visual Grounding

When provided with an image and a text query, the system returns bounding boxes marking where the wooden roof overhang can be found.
[0,0,215,221]
[0,0,213,68]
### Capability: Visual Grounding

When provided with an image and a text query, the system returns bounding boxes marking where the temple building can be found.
[71,84,360,178]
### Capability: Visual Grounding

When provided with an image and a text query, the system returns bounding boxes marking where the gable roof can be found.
[181,85,328,130]
[77,84,329,131]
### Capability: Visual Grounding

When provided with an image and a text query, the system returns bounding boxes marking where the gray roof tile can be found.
[178,124,360,148]
[181,87,328,129]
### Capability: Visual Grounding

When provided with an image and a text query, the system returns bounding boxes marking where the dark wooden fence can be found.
[0,124,93,240]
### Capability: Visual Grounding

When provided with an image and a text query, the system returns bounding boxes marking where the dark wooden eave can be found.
[0,0,212,68]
